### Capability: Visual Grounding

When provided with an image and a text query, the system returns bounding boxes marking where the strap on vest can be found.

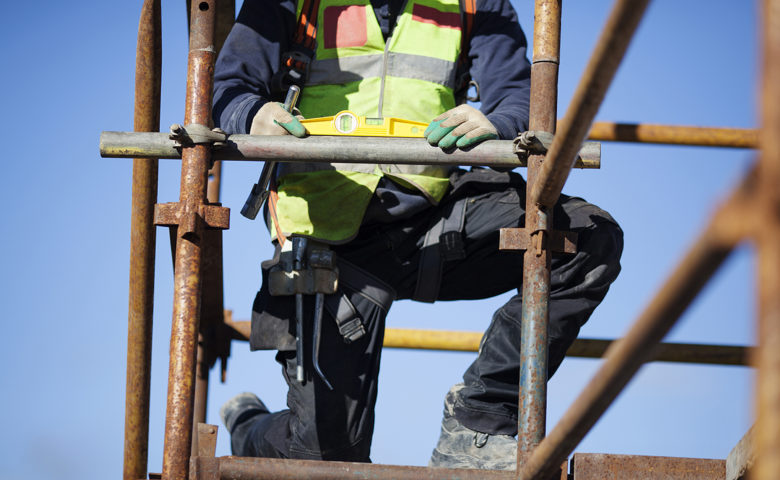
[272,0,322,94]
[455,0,477,103]
[267,174,288,246]
[413,197,468,303]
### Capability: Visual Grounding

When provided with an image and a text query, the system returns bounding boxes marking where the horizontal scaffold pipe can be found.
[224,321,751,366]
[589,122,759,149]
[99,132,601,169]
[211,456,518,480]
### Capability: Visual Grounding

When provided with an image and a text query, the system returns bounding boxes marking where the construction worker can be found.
[213,0,623,470]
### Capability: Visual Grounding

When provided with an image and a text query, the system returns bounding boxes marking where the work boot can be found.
[219,392,270,434]
[429,383,518,471]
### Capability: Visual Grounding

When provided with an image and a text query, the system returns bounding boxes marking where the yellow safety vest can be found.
[274,0,463,243]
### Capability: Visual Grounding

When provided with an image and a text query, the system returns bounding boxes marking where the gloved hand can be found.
[250,101,307,137]
[424,104,498,149]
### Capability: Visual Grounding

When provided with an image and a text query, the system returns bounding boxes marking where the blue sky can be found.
[0,1,759,478]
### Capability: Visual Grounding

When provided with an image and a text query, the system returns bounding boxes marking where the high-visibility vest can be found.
[274,0,464,243]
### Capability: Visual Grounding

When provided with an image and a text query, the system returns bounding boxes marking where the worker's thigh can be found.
[436,172,622,302]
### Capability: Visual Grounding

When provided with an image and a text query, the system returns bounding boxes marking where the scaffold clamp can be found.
[169,123,228,148]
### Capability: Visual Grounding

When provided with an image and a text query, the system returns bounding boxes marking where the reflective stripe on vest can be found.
[307,52,458,89]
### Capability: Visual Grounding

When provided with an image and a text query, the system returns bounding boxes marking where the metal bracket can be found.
[499,227,578,254]
[196,423,218,458]
[154,202,230,237]
[514,130,555,154]
[169,123,227,148]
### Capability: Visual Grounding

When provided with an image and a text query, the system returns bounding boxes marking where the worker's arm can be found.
[424,0,531,149]
[212,0,296,134]
[469,0,532,139]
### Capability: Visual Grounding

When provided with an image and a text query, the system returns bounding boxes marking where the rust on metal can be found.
[530,0,651,209]
[192,226,230,447]
[190,457,219,480]
[195,423,218,458]
[754,2,780,480]
[124,1,161,480]
[571,453,725,480]
[570,338,750,366]
[589,122,759,149]
[161,1,220,479]
[154,202,230,230]
[499,227,577,254]
[517,168,756,480]
[192,0,235,453]
[514,0,561,458]
[216,456,518,480]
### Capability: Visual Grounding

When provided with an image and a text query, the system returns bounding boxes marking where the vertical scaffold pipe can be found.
[161,1,217,479]
[191,163,226,457]
[517,0,561,460]
[191,0,234,454]
[191,163,223,453]
[755,1,780,480]
[529,0,650,209]
[124,1,161,480]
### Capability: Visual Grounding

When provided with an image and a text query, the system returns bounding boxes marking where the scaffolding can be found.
[100,0,779,478]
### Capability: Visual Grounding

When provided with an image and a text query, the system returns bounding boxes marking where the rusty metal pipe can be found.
[383,328,751,365]
[99,132,601,169]
[192,0,235,446]
[516,176,752,479]
[530,0,650,208]
[382,329,752,365]
[123,2,161,480]
[161,1,217,479]
[571,453,726,479]
[589,122,759,149]
[216,457,517,480]
[515,0,561,456]
[191,340,209,458]
[192,166,226,456]
[226,322,751,365]
[566,338,750,366]
[754,1,780,480]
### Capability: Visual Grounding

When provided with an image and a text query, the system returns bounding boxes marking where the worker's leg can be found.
[223,259,394,461]
[452,214,624,435]
[429,170,623,468]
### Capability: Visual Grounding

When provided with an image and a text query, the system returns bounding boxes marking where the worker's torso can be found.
[274,0,464,243]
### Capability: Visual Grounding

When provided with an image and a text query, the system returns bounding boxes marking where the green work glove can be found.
[250,101,307,137]
[424,104,498,149]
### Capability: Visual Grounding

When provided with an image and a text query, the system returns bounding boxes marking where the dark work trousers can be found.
[233,168,623,460]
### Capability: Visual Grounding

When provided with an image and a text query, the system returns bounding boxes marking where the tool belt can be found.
[250,253,396,352]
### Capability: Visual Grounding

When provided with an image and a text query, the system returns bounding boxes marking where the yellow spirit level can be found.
[300,111,427,137]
